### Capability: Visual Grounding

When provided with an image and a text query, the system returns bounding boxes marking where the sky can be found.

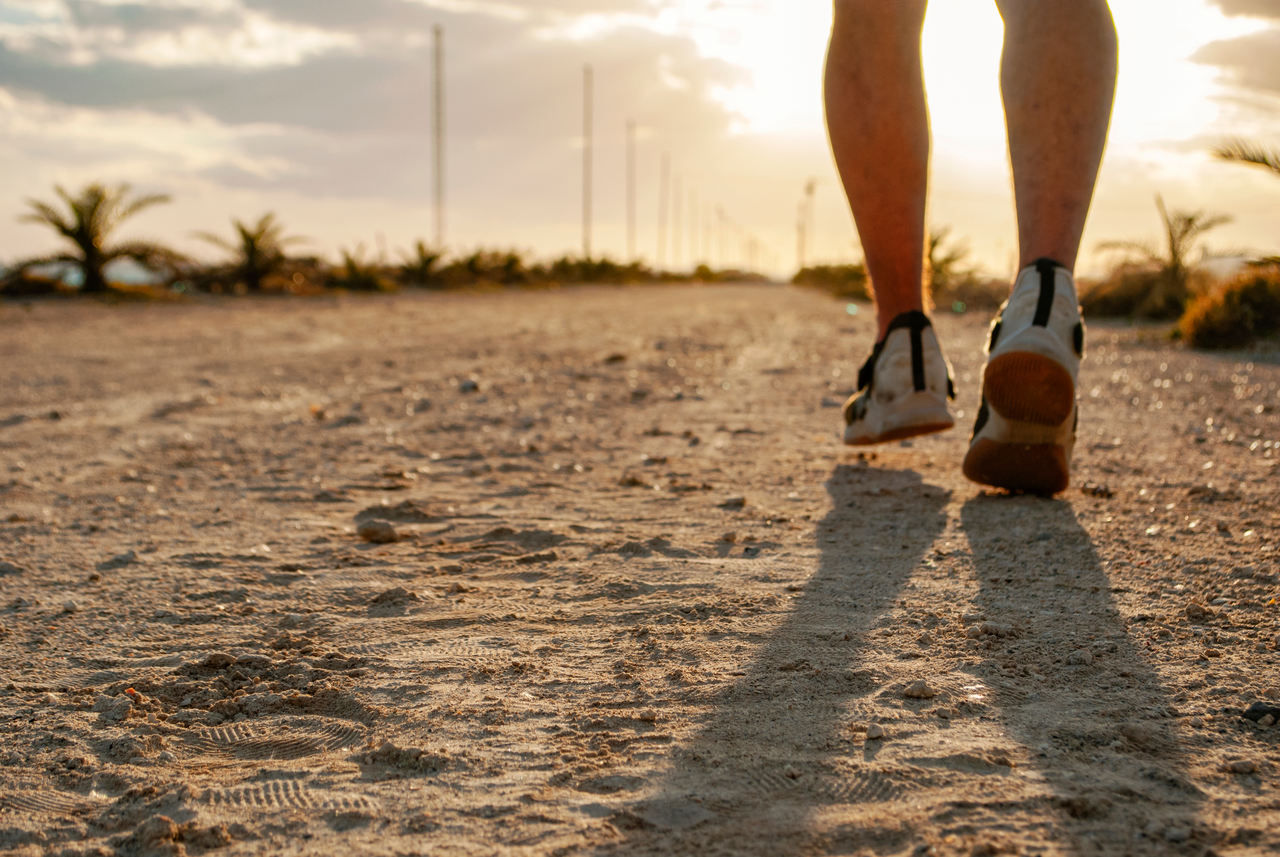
[0,0,1278,278]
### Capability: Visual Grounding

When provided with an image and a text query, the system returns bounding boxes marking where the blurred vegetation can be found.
[7,183,181,294]
[1179,265,1280,349]
[926,226,1006,311]
[193,213,305,293]
[1084,195,1231,319]
[329,245,396,292]
[792,263,869,300]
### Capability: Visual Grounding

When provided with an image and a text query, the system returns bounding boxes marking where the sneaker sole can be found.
[984,351,1075,426]
[844,392,955,446]
[962,437,1069,495]
[844,419,954,446]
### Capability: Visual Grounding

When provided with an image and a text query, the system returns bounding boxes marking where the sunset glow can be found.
[0,0,1277,277]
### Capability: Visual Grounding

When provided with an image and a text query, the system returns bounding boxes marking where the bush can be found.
[1179,266,1280,349]
[792,264,869,301]
[1080,261,1212,320]
[932,275,1008,313]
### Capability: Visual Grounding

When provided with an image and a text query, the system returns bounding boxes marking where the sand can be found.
[0,284,1277,857]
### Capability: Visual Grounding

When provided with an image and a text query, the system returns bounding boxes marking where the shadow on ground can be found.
[589,472,1202,856]
[962,495,1202,855]
[591,464,948,855]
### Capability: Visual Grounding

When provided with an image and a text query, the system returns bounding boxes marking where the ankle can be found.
[875,302,926,339]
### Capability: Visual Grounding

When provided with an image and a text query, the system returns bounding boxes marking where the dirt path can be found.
[0,285,1277,856]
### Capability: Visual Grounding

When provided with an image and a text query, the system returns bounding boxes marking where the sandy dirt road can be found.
[0,284,1278,856]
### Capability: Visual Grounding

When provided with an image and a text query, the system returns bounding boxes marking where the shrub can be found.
[1179,266,1280,349]
[792,264,869,301]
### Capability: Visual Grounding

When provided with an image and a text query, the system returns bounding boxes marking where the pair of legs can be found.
[825,0,1118,339]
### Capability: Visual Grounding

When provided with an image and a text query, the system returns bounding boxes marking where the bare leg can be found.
[996,0,1117,272]
[824,0,930,339]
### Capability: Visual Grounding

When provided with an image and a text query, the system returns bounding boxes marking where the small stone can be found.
[0,561,23,576]
[1242,702,1280,722]
[904,679,938,700]
[865,723,886,740]
[718,496,747,510]
[458,379,480,393]
[62,600,78,613]
[1225,758,1258,774]
[1163,826,1190,843]
[93,694,133,723]
[1185,603,1212,622]
[1066,649,1094,666]
[357,520,399,544]
[1081,481,1115,499]
[370,587,420,606]
[202,652,235,669]
[1259,714,1276,727]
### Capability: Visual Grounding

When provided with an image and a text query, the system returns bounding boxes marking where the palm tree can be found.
[1097,195,1231,318]
[16,183,175,293]
[195,213,304,292]
[1215,139,1280,178]
[398,240,443,287]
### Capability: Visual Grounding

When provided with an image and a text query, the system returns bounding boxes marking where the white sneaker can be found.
[962,258,1084,494]
[843,310,956,446]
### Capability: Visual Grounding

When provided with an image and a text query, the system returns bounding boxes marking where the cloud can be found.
[0,0,742,218]
[1194,28,1280,96]
[1208,0,1280,19]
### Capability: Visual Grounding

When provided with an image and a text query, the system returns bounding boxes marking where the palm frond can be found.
[1215,139,1280,177]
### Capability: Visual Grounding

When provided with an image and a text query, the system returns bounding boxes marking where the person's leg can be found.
[963,0,1117,494]
[828,0,955,447]
[824,0,930,339]
[996,0,1117,271]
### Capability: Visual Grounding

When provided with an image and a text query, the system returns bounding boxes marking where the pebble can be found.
[1185,603,1212,622]
[718,496,747,510]
[1225,758,1258,774]
[904,679,938,700]
[0,561,23,576]
[62,600,78,613]
[865,723,886,740]
[458,379,480,393]
[358,520,399,544]
[1242,701,1280,722]
[1066,649,1094,666]
[1163,827,1190,843]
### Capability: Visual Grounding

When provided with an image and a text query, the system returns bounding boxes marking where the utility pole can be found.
[672,174,682,270]
[432,25,445,248]
[583,65,593,260]
[657,152,670,268]
[799,178,817,270]
[716,206,726,269]
[626,120,636,262]
[689,188,698,266]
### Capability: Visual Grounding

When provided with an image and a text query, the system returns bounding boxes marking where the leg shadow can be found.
[961,495,1203,855]
[595,463,948,855]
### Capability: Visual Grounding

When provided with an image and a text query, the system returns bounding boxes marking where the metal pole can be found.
[433,25,445,248]
[689,188,698,265]
[626,120,636,262]
[657,152,670,268]
[583,65,593,260]
[672,174,682,270]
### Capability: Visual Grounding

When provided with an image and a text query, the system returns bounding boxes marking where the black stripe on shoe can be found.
[971,398,991,439]
[1032,258,1060,327]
